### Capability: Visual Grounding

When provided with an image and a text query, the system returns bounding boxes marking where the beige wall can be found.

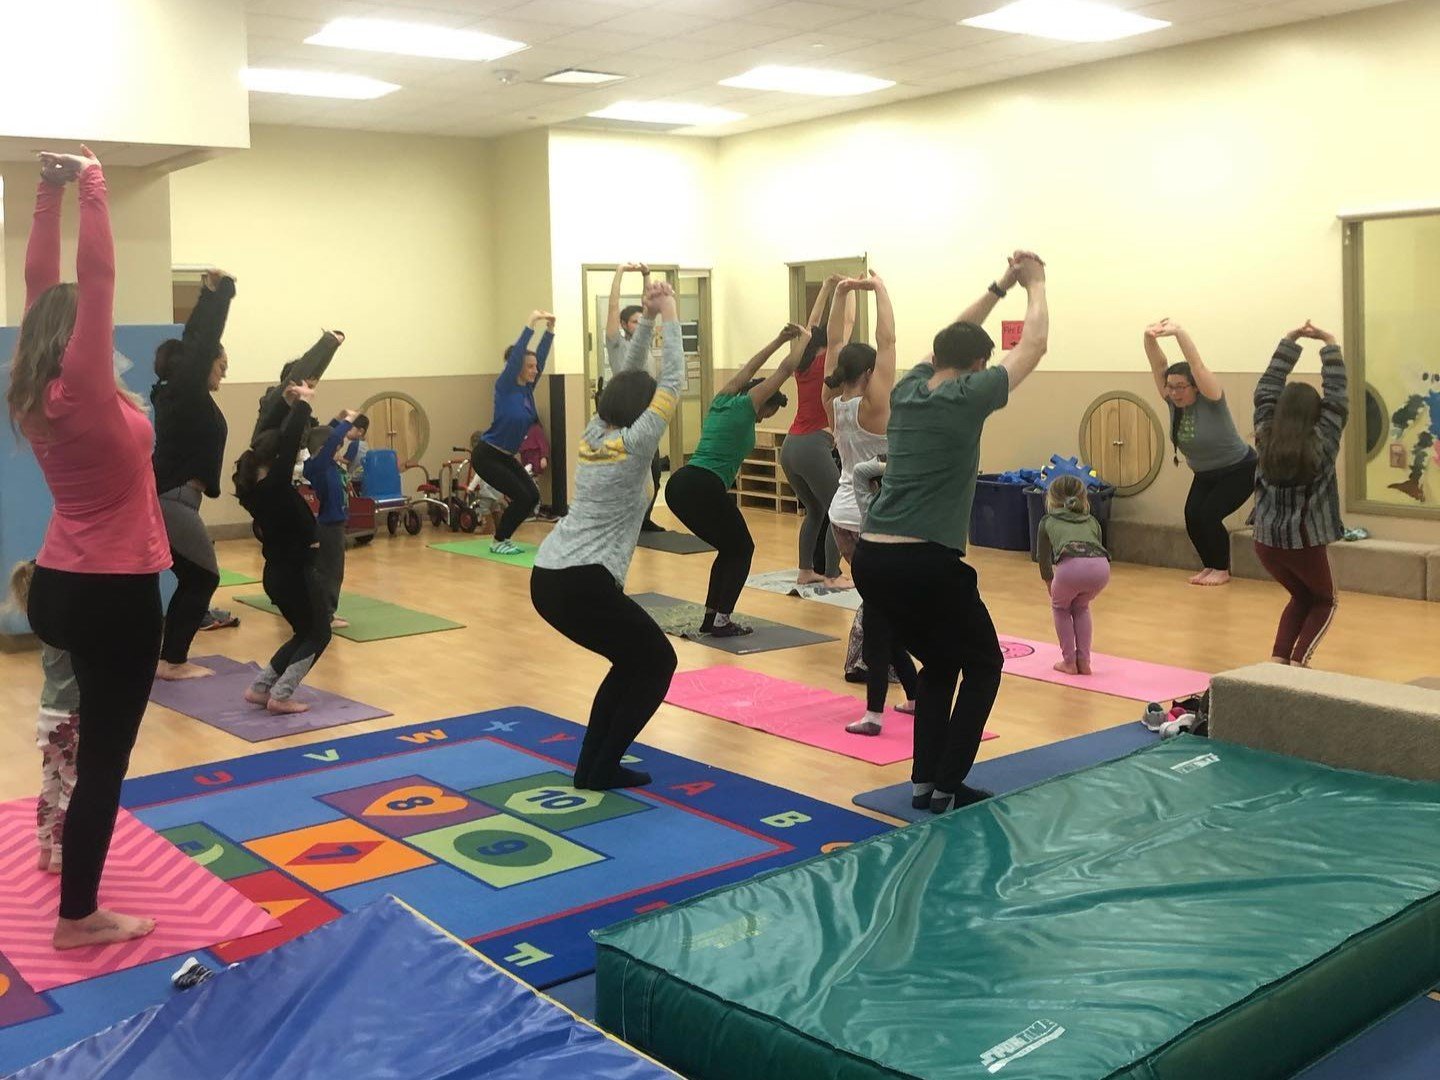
[2,165,173,324]
[169,126,495,383]
[489,130,555,359]
[546,130,721,375]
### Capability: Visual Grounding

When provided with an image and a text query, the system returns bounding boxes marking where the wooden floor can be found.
[2,507,1438,819]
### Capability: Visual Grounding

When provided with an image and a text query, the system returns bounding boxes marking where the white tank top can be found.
[828,395,889,530]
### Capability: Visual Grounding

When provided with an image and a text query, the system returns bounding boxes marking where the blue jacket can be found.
[482,325,552,454]
[303,418,354,525]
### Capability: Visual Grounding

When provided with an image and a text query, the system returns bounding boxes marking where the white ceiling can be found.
[243,0,1408,138]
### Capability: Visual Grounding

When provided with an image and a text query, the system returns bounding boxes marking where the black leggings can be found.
[473,440,539,541]
[644,452,662,524]
[260,555,332,701]
[853,542,1002,793]
[162,549,220,664]
[664,465,754,615]
[1185,454,1256,571]
[531,564,677,786]
[861,603,918,713]
[27,567,162,919]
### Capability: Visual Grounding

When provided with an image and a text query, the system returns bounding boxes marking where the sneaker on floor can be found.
[197,608,239,631]
[490,539,523,555]
[171,957,216,990]
[1140,702,1168,732]
[704,620,753,638]
[844,667,868,684]
[845,718,883,736]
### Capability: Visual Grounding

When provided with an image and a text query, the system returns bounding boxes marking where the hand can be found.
[642,280,671,317]
[38,146,99,185]
[338,408,358,423]
[326,329,346,345]
[621,262,645,273]
[638,263,650,277]
[1290,320,1337,345]
[1012,254,1045,288]
[283,382,315,404]
[866,270,886,291]
[1000,250,1043,290]
[823,272,844,289]
[785,324,813,361]
[777,323,804,343]
[1146,318,1180,339]
[203,268,235,291]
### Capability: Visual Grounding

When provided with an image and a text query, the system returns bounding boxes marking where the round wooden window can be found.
[1077,391,1165,496]
[1364,382,1388,462]
[357,391,430,466]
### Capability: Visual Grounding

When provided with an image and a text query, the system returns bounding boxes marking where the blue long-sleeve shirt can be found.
[303,418,354,525]
[481,325,552,454]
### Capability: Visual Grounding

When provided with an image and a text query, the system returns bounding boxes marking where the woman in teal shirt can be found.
[664,324,806,636]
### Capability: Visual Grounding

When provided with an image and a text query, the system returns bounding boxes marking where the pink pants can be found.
[1050,557,1111,664]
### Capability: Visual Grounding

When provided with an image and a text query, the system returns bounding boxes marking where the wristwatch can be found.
[988,282,1008,299]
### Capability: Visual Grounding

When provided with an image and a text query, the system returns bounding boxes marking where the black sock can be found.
[579,765,652,790]
[700,609,717,633]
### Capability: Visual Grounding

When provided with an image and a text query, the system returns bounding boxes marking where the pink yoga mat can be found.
[666,666,995,766]
[0,800,278,992]
[998,636,1209,701]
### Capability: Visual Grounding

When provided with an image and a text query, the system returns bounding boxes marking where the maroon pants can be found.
[1254,541,1337,666]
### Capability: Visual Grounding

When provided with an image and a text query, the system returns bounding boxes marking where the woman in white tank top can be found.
[822,274,917,735]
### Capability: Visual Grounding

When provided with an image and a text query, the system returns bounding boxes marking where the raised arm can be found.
[953,254,1025,327]
[624,282,685,455]
[807,273,841,331]
[288,328,345,385]
[863,272,898,415]
[25,174,64,312]
[1150,320,1222,401]
[606,264,645,339]
[998,256,1049,391]
[1143,324,1172,398]
[51,150,117,408]
[1300,323,1349,462]
[616,285,661,375]
[174,271,237,390]
[503,319,538,383]
[748,326,808,412]
[718,325,801,398]
[821,278,859,407]
[1254,328,1306,430]
[533,312,555,376]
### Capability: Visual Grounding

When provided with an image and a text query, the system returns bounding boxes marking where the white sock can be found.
[912,782,934,798]
[862,710,885,727]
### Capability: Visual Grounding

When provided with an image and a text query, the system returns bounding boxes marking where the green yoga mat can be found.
[216,569,260,587]
[236,593,462,642]
[429,539,538,569]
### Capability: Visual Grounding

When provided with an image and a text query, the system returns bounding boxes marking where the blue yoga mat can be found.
[1297,995,1440,1079]
[852,721,1158,823]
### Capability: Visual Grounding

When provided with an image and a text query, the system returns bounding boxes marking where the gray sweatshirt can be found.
[535,317,683,584]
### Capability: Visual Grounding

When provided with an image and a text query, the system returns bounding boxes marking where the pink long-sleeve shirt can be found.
[22,169,170,576]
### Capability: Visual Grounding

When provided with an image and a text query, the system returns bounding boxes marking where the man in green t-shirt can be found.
[853,252,1049,815]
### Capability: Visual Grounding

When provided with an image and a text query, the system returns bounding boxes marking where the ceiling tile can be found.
[588,9,718,37]
[825,10,954,41]
[742,2,868,30]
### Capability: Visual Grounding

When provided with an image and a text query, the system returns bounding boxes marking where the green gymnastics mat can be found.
[216,568,259,587]
[594,737,1440,1080]
[429,538,538,568]
[236,593,463,642]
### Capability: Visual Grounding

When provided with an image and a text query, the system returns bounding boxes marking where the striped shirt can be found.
[1250,339,1348,549]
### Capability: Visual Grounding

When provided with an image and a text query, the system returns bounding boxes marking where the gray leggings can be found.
[780,430,840,577]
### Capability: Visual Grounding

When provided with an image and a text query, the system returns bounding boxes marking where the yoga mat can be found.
[1298,995,1440,1079]
[632,593,837,655]
[119,708,889,992]
[852,722,1158,823]
[0,801,277,993]
[998,636,1210,702]
[666,666,994,766]
[635,531,713,554]
[216,569,259,587]
[149,655,392,741]
[745,569,863,611]
[236,593,463,642]
[429,538,538,568]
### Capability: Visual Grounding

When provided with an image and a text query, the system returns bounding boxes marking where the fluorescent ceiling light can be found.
[588,101,746,126]
[542,69,626,85]
[963,0,1169,43]
[305,17,528,62]
[243,68,400,100]
[720,65,895,96]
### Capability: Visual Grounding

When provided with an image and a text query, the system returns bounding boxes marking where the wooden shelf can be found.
[731,427,800,515]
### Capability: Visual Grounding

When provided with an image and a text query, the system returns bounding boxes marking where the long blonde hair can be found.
[1045,475,1090,515]
[6,284,78,436]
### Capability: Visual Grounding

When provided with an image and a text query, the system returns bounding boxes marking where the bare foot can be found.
[53,909,156,950]
[37,846,51,872]
[1053,660,1079,675]
[1270,656,1290,665]
[1198,570,1231,586]
[330,617,349,629]
[795,571,825,585]
[156,660,214,681]
[1076,658,1092,676]
[825,574,854,590]
[243,687,270,706]
[895,700,917,715]
[1188,569,1215,585]
[267,697,310,715]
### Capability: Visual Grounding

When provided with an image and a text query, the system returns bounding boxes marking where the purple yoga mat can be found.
[148,655,391,742]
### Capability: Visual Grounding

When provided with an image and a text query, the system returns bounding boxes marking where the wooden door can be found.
[1078,392,1164,495]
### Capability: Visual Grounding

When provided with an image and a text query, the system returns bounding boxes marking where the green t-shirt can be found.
[688,392,758,489]
[864,363,1010,553]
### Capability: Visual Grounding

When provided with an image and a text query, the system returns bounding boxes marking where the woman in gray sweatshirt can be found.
[530,281,684,791]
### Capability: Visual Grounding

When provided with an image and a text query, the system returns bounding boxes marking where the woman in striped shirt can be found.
[1250,321,1349,667]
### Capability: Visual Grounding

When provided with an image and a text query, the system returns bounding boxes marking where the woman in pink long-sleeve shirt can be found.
[5,147,168,950]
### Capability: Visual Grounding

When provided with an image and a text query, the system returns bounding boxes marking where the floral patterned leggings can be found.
[37,707,79,871]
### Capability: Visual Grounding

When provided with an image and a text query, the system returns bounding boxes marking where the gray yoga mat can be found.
[635,531,714,554]
[631,593,837,655]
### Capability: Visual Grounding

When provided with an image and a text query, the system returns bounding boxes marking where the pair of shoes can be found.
[197,609,239,631]
[1160,712,1198,738]
[491,538,523,555]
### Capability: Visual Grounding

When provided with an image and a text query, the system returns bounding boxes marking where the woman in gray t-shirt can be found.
[1143,319,1256,585]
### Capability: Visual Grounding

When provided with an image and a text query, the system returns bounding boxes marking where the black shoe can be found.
[911,790,934,810]
[705,621,753,638]
[844,667,868,684]
[640,519,667,533]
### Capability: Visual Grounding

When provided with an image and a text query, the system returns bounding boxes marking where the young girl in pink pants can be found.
[1036,476,1111,675]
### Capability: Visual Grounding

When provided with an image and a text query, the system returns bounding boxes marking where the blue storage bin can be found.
[969,474,1032,551]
